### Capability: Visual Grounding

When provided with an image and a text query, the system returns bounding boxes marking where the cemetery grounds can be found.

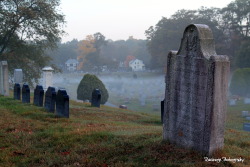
[0,93,249,166]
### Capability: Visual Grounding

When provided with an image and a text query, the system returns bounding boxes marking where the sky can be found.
[60,0,233,42]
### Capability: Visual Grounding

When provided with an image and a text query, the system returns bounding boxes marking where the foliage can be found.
[230,68,250,97]
[0,0,65,85]
[77,74,109,104]
[234,40,250,68]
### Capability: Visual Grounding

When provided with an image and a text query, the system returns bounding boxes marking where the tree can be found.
[77,74,109,104]
[0,0,65,85]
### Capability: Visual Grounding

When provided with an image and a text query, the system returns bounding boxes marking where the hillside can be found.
[0,96,249,167]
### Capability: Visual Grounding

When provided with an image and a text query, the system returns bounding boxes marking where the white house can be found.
[129,59,145,71]
[65,59,79,71]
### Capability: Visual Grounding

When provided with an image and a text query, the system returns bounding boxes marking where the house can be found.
[129,59,145,71]
[65,59,79,71]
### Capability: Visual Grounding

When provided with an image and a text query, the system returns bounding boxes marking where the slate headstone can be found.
[56,89,69,118]
[14,69,23,84]
[163,24,230,155]
[33,85,44,107]
[14,83,21,100]
[44,87,56,113]
[22,84,30,103]
[91,89,101,108]
[161,100,164,123]
[243,123,250,132]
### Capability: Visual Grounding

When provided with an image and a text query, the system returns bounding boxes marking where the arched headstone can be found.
[163,24,230,155]
[33,85,44,107]
[56,89,69,118]
[14,83,21,100]
[44,87,56,113]
[22,84,30,103]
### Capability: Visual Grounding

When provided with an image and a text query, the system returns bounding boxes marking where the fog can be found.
[52,73,165,111]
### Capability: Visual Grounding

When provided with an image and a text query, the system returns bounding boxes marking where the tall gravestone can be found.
[33,85,44,107]
[14,83,21,100]
[44,87,56,113]
[42,66,54,91]
[0,61,9,96]
[14,69,23,84]
[22,84,30,103]
[163,24,230,155]
[91,89,101,108]
[56,89,69,118]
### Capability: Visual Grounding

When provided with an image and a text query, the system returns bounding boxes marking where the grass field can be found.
[0,95,249,167]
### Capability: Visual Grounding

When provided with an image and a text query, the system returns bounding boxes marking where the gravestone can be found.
[42,66,54,90]
[244,98,250,104]
[119,105,127,109]
[228,99,236,106]
[22,84,30,103]
[33,85,44,107]
[242,111,249,117]
[56,89,69,118]
[91,89,101,108]
[243,123,250,132]
[44,87,57,112]
[14,69,23,84]
[14,83,21,100]
[163,24,230,155]
[0,61,9,96]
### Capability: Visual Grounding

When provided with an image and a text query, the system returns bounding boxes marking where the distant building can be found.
[129,59,145,71]
[65,59,79,71]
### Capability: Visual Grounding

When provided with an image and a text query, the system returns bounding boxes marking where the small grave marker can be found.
[22,84,30,103]
[44,87,56,112]
[14,83,21,100]
[91,89,101,108]
[33,85,44,107]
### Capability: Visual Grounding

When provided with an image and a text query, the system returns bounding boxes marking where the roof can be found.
[129,59,143,64]
[42,66,54,71]
[65,59,78,64]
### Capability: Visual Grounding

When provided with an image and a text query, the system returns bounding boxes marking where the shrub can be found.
[230,68,250,97]
[77,74,109,104]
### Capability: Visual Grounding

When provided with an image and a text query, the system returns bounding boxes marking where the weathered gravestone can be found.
[14,83,21,100]
[22,84,30,103]
[56,89,69,118]
[244,98,250,104]
[0,61,9,96]
[163,24,230,155]
[228,99,236,106]
[33,85,44,107]
[91,89,101,108]
[44,87,56,112]
[14,69,23,84]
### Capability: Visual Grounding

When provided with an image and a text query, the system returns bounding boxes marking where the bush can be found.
[77,74,109,104]
[230,68,250,97]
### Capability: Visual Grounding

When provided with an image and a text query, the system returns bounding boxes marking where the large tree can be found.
[0,0,65,85]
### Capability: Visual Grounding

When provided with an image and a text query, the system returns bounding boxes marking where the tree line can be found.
[146,0,250,70]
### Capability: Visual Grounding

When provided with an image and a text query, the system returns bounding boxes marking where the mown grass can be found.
[0,95,249,166]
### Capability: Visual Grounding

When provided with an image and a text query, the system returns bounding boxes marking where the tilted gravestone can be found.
[91,89,101,108]
[44,87,56,113]
[14,83,21,100]
[163,24,230,155]
[33,85,44,107]
[56,89,69,118]
[14,69,23,84]
[22,84,30,103]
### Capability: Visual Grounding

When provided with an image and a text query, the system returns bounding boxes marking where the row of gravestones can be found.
[14,83,69,118]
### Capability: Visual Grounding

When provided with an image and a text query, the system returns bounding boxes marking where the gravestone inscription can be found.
[33,85,44,107]
[22,84,30,103]
[56,89,69,118]
[44,87,56,112]
[14,83,21,100]
[91,89,101,108]
[163,24,230,155]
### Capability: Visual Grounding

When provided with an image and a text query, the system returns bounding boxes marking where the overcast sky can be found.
[60,0,233,42]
